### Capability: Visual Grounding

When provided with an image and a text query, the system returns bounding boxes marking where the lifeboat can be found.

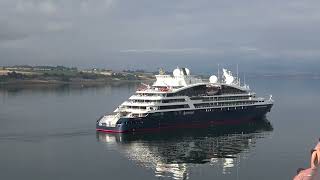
[160,87,169,92]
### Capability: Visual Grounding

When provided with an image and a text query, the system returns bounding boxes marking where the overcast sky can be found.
[1,0,320,72]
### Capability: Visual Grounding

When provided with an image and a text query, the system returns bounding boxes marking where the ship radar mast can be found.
[159,68,165,75]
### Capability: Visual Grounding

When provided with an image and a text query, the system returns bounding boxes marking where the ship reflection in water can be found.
[97,119,273,180]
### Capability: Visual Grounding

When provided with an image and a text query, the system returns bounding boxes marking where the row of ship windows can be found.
[136,90,245,97]
[159,104,189,110]
[131,99,185,103]
[124,100,264,110]
[136,93,188,97]
[131,96,250,104]
[115,120,144,125]
[127,105,252,119]
[204,106,249,112]
[136,93,163,97]
[125,104,190,110]
[194,101,263,108]
[190,96,250,101]
[125,105,251,119]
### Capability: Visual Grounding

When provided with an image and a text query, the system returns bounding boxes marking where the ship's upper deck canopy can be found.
[152,67,202,87]
[136,67,250,94]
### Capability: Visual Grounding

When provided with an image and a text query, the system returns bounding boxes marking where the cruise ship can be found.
[96,67,274,133]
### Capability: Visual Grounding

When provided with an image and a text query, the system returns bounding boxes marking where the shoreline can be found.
[0,79,154,89]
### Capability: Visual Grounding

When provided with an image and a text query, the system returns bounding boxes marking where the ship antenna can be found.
[218,64,220,83]
[159,68,165,75]
[236,64,239,85]
[243,73,246,87]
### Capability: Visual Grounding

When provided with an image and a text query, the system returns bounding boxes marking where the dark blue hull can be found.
[96,104,273,133]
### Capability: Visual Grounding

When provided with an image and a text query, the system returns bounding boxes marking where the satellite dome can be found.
[173,67,191,76]
[209,75,218,83]
[173,68,182,77]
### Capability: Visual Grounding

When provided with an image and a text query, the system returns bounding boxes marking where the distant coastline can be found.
[0,65,155,87]
[1,65,319,88]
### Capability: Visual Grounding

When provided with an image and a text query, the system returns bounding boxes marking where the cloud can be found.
[0,0,320,72]
[38,1,57,15]
[46,22,72,32]
[119,48,221,54]
[15,0,57,15]
[0,31,28,42]
[0,21,29,42]
[15,1,33,12]
[239,47,258,52]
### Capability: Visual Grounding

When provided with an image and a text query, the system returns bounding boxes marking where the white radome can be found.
[173,68,190,77]
[173,68,182,77]
[209,75,218,83]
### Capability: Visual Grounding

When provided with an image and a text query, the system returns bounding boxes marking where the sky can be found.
[0,0,320,73]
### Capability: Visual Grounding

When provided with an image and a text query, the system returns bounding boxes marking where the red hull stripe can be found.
[96,119,254,133]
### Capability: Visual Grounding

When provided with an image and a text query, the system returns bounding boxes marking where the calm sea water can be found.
[0,77,319,180]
